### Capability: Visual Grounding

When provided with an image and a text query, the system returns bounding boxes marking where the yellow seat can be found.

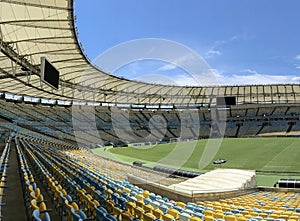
[269,214,279,219]
[30,191,44,203]
[204,210,214,216]
[136,200,144,208]
[143,190,150,198]
[260,213,268,218]
[196,201,205,206]
[168,208,179,219]
[215,213,225,219]
[153,209,164,219]
[241,211,249,216]
[283,211,293,216]
[289,215,299,220]
[116,189,122,196]
[106,189,113,200]
[225,215,237,221]
[89,199,100,218]
[65,200,79,221]
[223,207,232,212]
[143,204,154,214]
[106,200,114,214]
[292,212,300,217]
[144,213,157,221]
[133,207,145,220]
[136,194,144,202]
[278,214,289,220]
[126,201,136,216]
[237,216,246,221]
[162,214,175,221]
[124,188,131,194]
[250,212,259,217]
[190,217,201,221]
[112,205,122,220]
[121,212,133,221]
[203,215,214,221]
[176,202,186,209]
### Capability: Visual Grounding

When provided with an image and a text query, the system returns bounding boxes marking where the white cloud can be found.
[156,53,203,72]
[217,70,300,85]
[172,74,200,86]
[133,73,199,86]
[241,69,259,75]
[295,54,300,60]
[133,68,300,87]
[205,49,222,58]
[296,66,300,69]
[157,63,177,71]
[205,35,238,59]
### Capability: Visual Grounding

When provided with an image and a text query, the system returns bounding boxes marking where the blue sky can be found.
[75,0,300,86]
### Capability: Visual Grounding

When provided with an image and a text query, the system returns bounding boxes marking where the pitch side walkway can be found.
[2,142,27,221]
[2,142,60,221]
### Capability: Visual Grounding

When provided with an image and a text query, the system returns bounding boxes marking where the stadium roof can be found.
[0,0,300,105]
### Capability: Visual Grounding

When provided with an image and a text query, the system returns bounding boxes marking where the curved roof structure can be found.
[0,0,300,105]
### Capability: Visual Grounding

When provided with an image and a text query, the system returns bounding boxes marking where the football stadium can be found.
[0,1,300,221]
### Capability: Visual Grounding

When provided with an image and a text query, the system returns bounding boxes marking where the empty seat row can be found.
[15,138,51,221]
[18,136,300,221]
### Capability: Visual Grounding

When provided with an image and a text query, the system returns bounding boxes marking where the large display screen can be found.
[216,96,236,106]
[40,57,59,90]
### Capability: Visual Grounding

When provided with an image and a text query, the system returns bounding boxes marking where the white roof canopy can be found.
[0,0,299,105]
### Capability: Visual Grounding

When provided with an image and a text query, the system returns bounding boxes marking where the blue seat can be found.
[159,204,168,214]
[71,208,88,221]
[205,207,214,211]
[112,192,119,205]
[162,197,169,202]
[238,207,245,211]
[122,192,129,200]
[173,205,183,213]
[66,195,72,202]
[144,198,152,205]
[253,208,262,213]
[149,193,157,201]
[231,209,240,214]
[95,191,106,207]
[186,204,195,211]
[128,196,137,203]
[95,206,108,221]
[118,197,127,210]
[32,209,51,221]
[60,193,69,215]
[194,207,204,213]
[193,212,203,219]
[130,191,138,197]
[103,214,118,221]
[32,209,42,221]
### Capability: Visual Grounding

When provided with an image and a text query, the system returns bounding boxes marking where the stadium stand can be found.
[0,136,297,221]
[0,99,300,146]
[0,0,300,220]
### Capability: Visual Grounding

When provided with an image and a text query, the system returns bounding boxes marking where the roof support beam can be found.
[1,0,72,10]
[0,39,40,76]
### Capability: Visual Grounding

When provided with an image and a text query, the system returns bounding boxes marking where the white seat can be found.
[179,212,191,221]
[150,201,161,209]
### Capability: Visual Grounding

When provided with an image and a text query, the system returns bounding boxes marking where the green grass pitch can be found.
[92,137,300,186]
